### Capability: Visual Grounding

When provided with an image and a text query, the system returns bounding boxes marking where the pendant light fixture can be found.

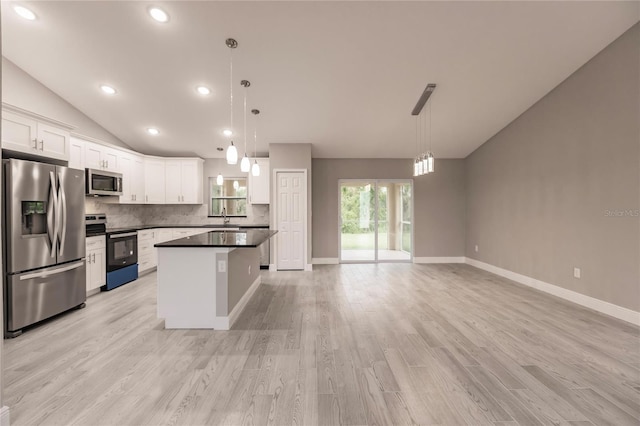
[411,83,436,176]
[251,109,261,176]
[240,80,251,172]
[225,38,238,165]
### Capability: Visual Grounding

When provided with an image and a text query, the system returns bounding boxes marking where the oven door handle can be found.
[109,232,137,239]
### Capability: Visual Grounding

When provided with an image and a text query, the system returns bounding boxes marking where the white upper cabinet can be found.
[248,158,270,204]
[119,152,145,204]
[69,137,85,170]
[1,110,71,162]
[165,159,204,204]
[144,157,166,204]
[85,141,119,171]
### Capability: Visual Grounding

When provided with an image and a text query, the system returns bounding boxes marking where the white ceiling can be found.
[2,1,638,159]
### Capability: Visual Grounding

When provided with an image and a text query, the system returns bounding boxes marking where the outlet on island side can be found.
[573,267,581,279]
[218,260,226,273]
[475,245,479,252]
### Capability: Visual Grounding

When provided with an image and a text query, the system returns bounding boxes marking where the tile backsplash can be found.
[85,198,269,229]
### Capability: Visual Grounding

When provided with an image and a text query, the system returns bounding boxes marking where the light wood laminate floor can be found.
[5,264,640,425]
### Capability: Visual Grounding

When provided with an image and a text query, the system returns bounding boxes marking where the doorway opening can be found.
[339,180,412,263]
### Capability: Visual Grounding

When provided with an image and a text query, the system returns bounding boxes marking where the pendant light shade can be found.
[240,154,251,172]
[427,152,435,173]
[216,173,223,185]
[226,141,238,165]
[252,160,260,177]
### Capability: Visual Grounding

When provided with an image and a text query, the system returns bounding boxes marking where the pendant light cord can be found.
[254,115,258,158]
[230,48,233,132]
[415,114,418,158]
[244,84,247,154]
[429,101,432,153]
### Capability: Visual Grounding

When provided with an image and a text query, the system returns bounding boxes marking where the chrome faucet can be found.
[221,207,230,224]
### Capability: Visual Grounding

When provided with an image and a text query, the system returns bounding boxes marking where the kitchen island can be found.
[155,229,276,330]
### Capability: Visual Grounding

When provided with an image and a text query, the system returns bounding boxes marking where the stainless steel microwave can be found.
[85,168,123,196]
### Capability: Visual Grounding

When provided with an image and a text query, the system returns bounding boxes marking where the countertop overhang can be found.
[155,229,277,248]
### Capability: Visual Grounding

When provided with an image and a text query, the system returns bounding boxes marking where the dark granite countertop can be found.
[155,229,277,248]
[104,223,269,235]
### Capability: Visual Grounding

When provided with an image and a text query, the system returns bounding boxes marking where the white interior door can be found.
[277,172,305,270]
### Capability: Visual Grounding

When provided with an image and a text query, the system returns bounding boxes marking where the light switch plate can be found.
[573,267,581,279]
[218,260,226,273]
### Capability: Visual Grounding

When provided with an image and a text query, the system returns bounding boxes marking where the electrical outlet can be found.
[573,267,581,279]
[248,265,251,275]
[475,245,479,252]
[218,260,226,273]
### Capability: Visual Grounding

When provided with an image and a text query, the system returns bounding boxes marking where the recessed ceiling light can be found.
[149,7,169,23]
[100,85,117,95]
[223,129,233,137]
[147,128,160,135]
[196,86,211,95]
[14,5,36,20]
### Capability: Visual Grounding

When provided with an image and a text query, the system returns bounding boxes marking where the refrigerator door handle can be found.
[47,171,58,258]
[57,172,67,256]
[19,261,84,281]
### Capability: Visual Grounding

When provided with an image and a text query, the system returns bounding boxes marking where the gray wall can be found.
[2,57,129,149]
[312,159,466,259]
[465,23,640,311]
[228,247,261,313]
[269,143,313,265]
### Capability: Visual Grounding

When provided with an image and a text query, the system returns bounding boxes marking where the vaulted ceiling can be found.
[2,1,638,158]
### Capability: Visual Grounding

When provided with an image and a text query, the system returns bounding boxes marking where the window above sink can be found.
[208,177,247,217]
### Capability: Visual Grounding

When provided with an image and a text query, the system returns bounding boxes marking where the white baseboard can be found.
[413,256,466,264]
[0,406,9,426]
[312,258,339,264]
[305,263,313,271]
[465,257,640,326]
[227,276,262,329]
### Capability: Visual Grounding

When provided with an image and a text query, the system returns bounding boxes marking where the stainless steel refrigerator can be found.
[3,159,86,337]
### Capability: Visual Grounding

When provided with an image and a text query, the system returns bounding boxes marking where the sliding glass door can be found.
[339,180,412,263]
[339,181,376,261]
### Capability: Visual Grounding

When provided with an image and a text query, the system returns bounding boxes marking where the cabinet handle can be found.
[32,139,38,149]
[39,140,44,150]
[92,253,95,263]
[106,160,109,168]
[87,256,91,265]
[134,195,136,201]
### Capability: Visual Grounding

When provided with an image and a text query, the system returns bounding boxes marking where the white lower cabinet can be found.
[137,228,211,273]
[138,229,158,273]
[172,228,210,239]
[86,236,106,293]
